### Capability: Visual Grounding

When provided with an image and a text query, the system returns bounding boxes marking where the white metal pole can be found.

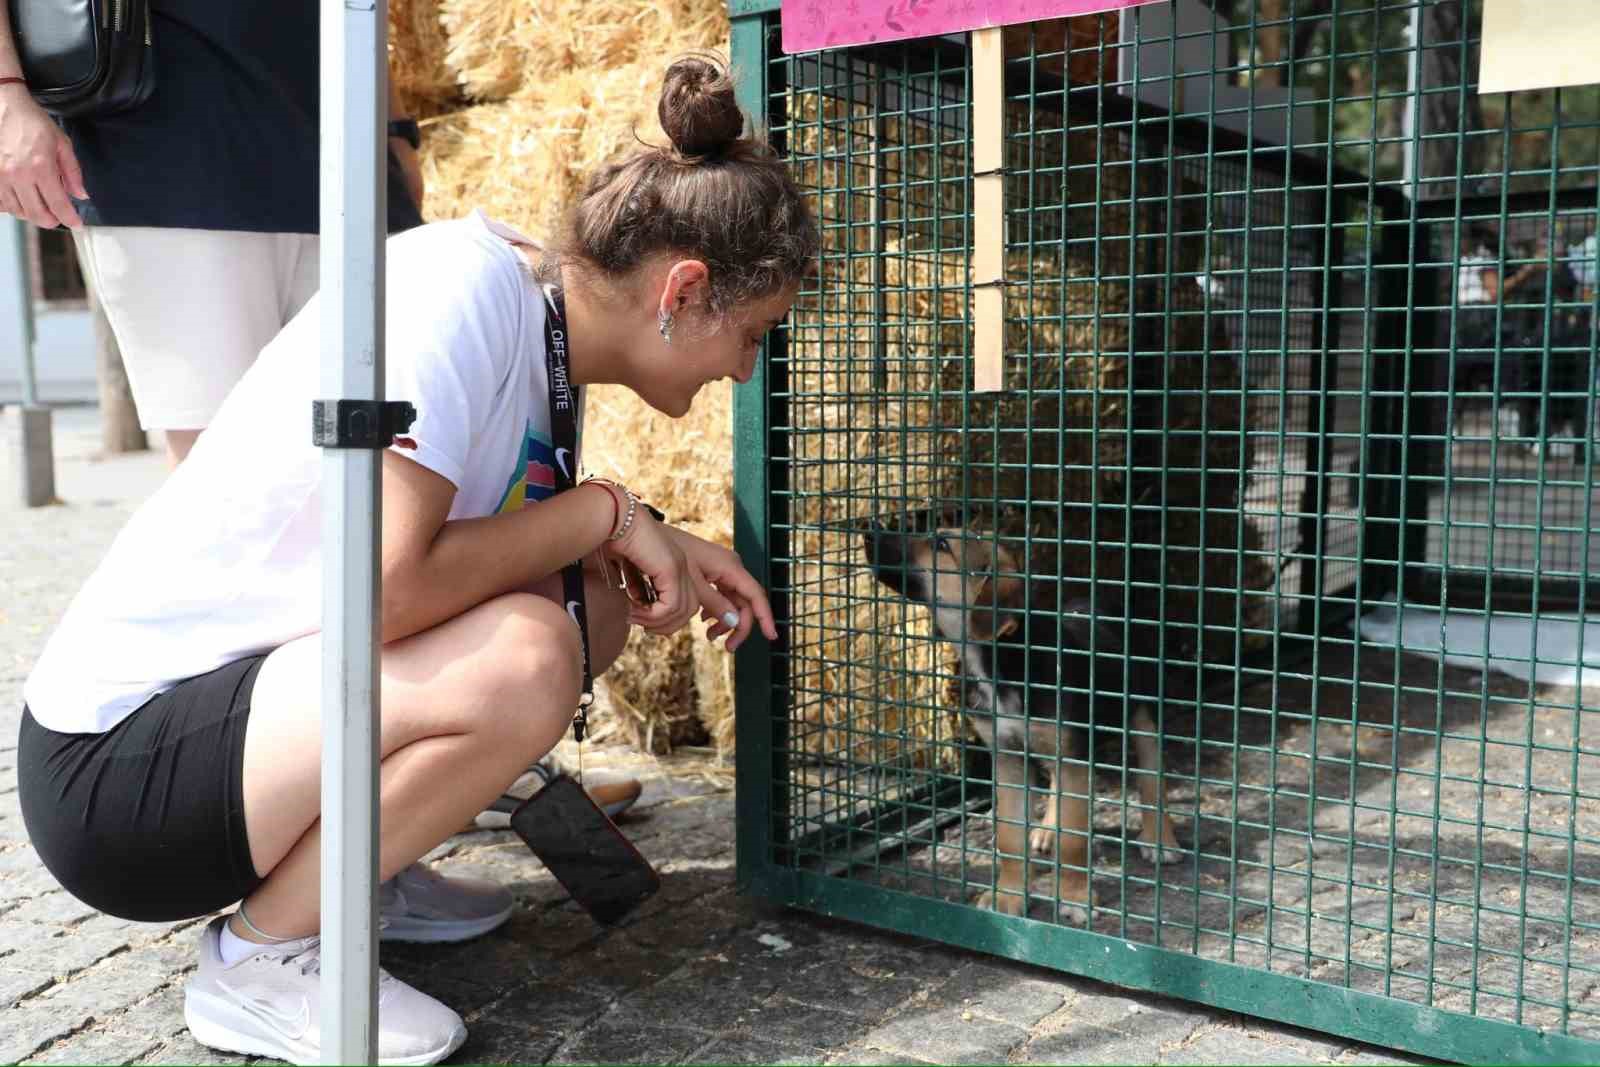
[319,0,386,1062]
[4,218,53,508]
[5,219,37,404]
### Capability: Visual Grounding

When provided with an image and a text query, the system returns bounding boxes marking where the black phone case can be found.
[509,774,660,926]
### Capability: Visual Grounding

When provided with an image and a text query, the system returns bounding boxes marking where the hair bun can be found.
[659,54,744,158]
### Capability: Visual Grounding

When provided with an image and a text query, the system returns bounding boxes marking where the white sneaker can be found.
[184,916,467,1066]
[378,862,514,943]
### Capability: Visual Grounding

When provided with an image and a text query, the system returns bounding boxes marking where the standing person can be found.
[0,1,424,469]
[1453,228,1533,442]
[16,55,818,1064]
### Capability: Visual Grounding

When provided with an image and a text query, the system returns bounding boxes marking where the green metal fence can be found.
[731,2,1600,1062]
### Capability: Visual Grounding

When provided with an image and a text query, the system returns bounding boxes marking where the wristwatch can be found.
[387,118,421,149]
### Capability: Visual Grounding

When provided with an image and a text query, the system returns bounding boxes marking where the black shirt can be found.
[64,1,423,234]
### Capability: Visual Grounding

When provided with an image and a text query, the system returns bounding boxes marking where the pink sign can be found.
[781,0,1165,54]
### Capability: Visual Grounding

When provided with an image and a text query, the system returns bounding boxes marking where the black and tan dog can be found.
[863,519,1182,919]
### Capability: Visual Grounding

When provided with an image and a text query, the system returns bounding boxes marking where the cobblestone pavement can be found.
[0,407,1432,1065]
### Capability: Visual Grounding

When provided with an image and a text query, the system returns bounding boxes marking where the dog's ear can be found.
[970,575,1024,642]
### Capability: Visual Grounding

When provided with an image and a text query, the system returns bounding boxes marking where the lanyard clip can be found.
[572,690,594,743]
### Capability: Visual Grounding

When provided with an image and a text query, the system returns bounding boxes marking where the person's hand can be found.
[662,527,778,652]
[599,501,698,636]
[0,83,86,229]
[390,136,424,212]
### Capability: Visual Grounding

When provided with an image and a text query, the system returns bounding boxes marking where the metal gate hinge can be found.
[312,399,417,449]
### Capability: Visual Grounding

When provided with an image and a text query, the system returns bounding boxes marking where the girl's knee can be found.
[471,593,584,744]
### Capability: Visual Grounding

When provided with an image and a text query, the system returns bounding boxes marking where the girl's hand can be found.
[599,501,697,635]
[662,527,778,652]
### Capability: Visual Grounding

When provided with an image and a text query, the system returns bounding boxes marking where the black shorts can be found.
[17,656,268,922]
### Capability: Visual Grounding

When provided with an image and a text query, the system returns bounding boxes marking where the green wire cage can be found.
[730,2,1600,1062]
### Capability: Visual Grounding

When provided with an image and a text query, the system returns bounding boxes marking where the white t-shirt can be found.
[25,211,582,734]
[1458,248,1497,305]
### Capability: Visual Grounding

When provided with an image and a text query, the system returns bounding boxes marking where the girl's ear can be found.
[660,259,711,317]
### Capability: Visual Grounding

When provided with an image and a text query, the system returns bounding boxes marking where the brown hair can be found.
[552,54,818,316]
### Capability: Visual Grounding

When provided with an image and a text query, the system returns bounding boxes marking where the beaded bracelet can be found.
[583,477,638,541]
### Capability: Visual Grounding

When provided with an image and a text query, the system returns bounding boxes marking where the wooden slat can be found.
[971,26,1004,393]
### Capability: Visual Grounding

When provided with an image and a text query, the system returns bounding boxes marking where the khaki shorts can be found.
[72,227,319,430]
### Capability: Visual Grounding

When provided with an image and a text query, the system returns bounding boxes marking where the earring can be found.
[657,309,674,344]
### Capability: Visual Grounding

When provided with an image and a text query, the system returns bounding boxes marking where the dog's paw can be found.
[1055,899,1090,926]
[974,887,1028,916]
[1136,840,1186,865]
[1030,827,1058,856]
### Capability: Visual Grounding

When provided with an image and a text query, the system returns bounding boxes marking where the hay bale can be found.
[389,0,459,119]
[439,0,730,102]
[580,381,739,756]
[420,64,669,236]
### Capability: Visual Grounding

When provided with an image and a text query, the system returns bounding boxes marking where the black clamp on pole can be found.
[312,400,418,449]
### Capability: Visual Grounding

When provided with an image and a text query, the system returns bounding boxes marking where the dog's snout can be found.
[862,523,902,563]
[862,522,911,596]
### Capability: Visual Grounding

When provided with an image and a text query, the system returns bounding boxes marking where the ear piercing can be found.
[658,309,674,344]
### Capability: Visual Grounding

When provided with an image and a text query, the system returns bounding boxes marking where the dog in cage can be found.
[862,515,1182,921]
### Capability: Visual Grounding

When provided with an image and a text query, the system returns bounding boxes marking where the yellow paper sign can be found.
[1479,0,1600,95]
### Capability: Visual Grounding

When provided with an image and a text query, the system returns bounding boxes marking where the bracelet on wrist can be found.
[593,480,619,536]
[582,477,638,542]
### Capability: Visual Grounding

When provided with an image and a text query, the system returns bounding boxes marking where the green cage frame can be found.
[731,2,1600,1062]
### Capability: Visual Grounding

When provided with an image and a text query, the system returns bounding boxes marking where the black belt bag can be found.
[7,0,156,118]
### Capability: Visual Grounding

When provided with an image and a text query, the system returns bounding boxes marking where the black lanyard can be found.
[540,284,595,741]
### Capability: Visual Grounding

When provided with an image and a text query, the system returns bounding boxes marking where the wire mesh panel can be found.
[731,2,1600,1062]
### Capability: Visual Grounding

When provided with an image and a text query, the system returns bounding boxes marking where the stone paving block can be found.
[0,1002,92,1063]
[25,1026,163,1065]
[1159,1027,1333,1065]
[774,953,923,1021]
[607,956,775,1030]
[37,926,137,976]
[497,903,605,959]
[383,936,557,1017]
[825,1047,937,1066]
[1336,1047,1441,1066]
[451,1018,564,1066]
[838,936,972,986]
[1015,1022,1161,1065]
[0,919,60,959]
[858,1002,1030,1065]
[1229,1022,1373,1064]
[8,867,64,898]
[532,929,680,995]
[688,1035,824,1065]
[475,979,612,1030]
[1064,984,1211,1043]
[31,964,169,1021]
[134,1033,249,1066]
[115,940,199,980]
[731,998,872,1052]
[547,1020,712,1065]
[5,889,98,927]
[0,966,53,1009]
[135,985,193,1041]
[937,960,1071,1028]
